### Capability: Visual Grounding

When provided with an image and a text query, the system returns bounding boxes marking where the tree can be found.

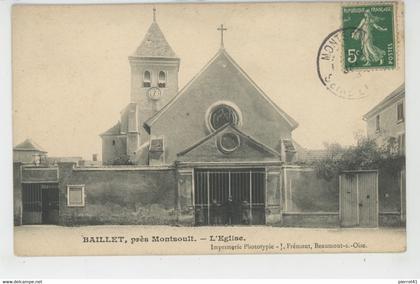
[312,137,404,180]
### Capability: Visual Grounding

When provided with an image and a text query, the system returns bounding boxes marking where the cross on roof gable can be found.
[144,48,299,130]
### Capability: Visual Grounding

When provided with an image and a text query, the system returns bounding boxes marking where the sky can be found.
[12,3,404,160]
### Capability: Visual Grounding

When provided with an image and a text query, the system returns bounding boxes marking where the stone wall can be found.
[21,167,58,182]
[101,135,127,165]
[281,167,404,227]
[283,167,339,212]
[281,167,340,227]
[57,163,177,225]
[13,163,404,227]
[282,213,339,228]
[378,168,405,226]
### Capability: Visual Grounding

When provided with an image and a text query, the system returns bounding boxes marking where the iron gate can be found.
[194,168,265,226]
[22,183,59,224]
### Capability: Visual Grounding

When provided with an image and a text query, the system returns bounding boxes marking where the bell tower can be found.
[128,8,180,143]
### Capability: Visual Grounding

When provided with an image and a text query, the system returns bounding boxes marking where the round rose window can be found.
[217,132,240,153]
[209,105,239,131]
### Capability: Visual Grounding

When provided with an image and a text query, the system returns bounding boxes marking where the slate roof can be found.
[363,84,405,120]
[101,102,139,137]
[144,48,299,130]
[13,139,47,153]
[132,21,178,59]
[100,121,121,136]
[298,149,329,162]
[282,139,297,152]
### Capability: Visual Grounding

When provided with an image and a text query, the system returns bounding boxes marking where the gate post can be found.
[57,162,77,225]
[177,168,195,226]
[265,166,282,226]
[13,162,23,226]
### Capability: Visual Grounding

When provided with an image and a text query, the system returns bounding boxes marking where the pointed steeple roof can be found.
[14,139,47,153]
[132,20,178,59]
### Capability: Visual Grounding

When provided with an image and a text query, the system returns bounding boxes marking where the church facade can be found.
[100,18,298,167]
[97,15,299,225]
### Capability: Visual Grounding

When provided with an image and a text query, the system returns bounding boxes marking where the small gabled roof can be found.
[177,123,281,158]
[100,121,121,136]
[363,83,405,120]
[297,149,330,162]
[14,139,47,153]
[149,137,164,152]
[132,21,178,59]
[145,48,299,130]
[281,139,297,153]
[100,103,138,137]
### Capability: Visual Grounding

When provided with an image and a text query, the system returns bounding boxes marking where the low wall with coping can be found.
[281,166,340,227]
[57,163,177,226]
[282,212,339,228]
[13,163,404,227]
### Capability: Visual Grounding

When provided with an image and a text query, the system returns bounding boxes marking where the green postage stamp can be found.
[342,4,395,70]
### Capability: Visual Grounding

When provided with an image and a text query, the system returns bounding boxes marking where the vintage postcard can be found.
[12,1,405,256]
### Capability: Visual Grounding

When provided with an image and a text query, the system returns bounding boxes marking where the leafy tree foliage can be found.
[311,137,404,180]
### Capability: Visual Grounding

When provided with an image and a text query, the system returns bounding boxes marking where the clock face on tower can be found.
[147,87,162,100]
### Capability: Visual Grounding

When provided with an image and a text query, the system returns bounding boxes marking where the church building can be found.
[97,11,300,225]
[15,10,326,227]
[100,14,299,167]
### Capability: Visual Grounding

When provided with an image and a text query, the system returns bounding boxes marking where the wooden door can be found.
[340,171,378,227]
[358,173,378,227]
[339,175,358,227]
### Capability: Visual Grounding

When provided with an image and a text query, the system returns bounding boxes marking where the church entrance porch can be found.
[194,168,266,226]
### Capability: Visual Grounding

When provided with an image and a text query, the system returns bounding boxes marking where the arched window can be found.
[158,71,166,88]
[143,71,151,88]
